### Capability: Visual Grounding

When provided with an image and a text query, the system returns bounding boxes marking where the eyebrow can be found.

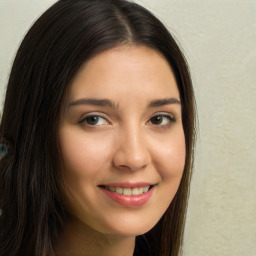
[68,98,119,109]
[148,98,181,107]
[68,97,181,109]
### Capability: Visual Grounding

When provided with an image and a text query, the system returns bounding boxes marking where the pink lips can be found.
[99,183,154,207]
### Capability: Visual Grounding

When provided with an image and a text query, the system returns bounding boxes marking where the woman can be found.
[0,0,196,255]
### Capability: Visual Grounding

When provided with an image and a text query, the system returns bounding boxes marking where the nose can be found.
[112,126,151,171]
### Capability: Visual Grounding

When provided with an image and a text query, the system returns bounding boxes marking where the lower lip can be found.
[100,187,154,207]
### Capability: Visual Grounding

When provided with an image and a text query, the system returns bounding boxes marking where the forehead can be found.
[67,45,179,102]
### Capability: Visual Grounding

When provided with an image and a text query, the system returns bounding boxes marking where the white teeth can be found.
[116,187,122,194]
[105,186,151,195]
[138,187,144,194]
[132,187,139,196]
[123,188,132,195]
[143,186,150,193]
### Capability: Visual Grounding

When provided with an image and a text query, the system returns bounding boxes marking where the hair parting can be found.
[0,1,196,255]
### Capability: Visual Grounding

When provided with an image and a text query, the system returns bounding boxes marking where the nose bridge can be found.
[113,123,150,171]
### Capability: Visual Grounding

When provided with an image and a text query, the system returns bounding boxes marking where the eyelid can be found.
[150,112,176,121]
[78,112,111,125]
[147,112,176,127]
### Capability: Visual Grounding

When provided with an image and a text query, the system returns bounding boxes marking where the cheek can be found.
[59,127,113,179]
[152,129,186,179]
[58,127,114,218]
[144,129,186,226]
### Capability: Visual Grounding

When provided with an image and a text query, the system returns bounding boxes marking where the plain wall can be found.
[0,0,255,255]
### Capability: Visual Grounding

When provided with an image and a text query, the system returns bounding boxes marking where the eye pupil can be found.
[151,115,163,125]
[87,116,99,125]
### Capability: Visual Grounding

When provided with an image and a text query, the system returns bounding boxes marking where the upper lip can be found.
[99,182,155,188]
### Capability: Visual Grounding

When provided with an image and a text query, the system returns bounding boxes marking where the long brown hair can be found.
[0,0,196,255]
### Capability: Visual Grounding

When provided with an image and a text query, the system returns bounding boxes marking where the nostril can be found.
[112,139,151,171]
[118,164,142,172]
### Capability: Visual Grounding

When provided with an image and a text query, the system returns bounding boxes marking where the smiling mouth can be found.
[100,185,154,196]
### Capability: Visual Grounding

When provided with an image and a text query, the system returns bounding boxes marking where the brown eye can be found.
[86,116,100,125]
[80,115,109,126]
[149,114,175,126]
[151,115,164,125]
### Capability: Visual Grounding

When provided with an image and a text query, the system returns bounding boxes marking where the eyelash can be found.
[79,113,176,128]
[79,114,110,126]
[148,114,176,128]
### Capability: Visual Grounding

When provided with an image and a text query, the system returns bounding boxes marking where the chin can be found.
[100,217,159,237]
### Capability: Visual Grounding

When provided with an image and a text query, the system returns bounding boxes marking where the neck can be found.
[55,217,136,256]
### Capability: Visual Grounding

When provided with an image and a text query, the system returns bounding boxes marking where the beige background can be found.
[0,0,255,255]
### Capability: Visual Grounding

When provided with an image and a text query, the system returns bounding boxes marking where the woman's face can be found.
[59,45,186,236]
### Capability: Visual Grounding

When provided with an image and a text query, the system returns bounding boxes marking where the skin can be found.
[56,45,186,256]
